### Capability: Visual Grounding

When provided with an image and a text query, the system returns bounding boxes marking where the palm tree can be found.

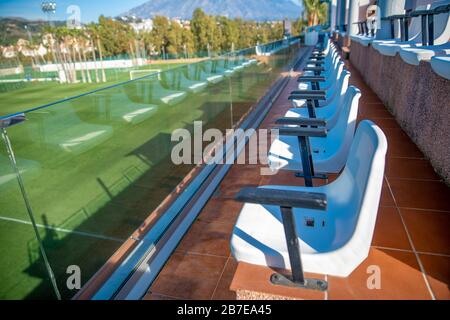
[303,0,328,26]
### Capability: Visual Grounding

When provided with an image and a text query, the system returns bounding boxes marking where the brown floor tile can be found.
[197,198,243,226]
[380,180,395,207]
[359,107,393,119]
[213,182,261,200]
[372,207,411,250]
[386,158,441,180]
[230,262,326,300]
[328,248,431,299]
[401,209,450,255]
[419,254,450,300]
[388,179,450,211]
[176,220,234,257]
[260,170,334,187]
[150,252,227,299]
[212,257,239,300]
[142,293,178,300]
[372,118,402,130]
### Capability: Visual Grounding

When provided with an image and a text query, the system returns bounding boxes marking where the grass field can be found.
[0,63,184,117]
[0,51,295,299]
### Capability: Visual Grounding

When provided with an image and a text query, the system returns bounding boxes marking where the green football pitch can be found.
[0,56,290,299]
[0,63,184,117]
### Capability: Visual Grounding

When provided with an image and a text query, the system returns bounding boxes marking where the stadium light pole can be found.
[41,1,57,26]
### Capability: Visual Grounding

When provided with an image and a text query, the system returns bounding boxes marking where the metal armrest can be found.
[235,187,327,211]
[275,126,327,137]
[297,76,326,82]
[288,93,326,100]
[303,66,325,72]
[276,117,327,127]
[307,59,325,65]
[291,90,326,95]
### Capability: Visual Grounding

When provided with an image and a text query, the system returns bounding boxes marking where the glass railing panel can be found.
[0,131,60,299]
[0,38,301,299]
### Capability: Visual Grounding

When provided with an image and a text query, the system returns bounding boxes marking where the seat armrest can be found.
[307,59,325,65]
[303,66,325,72]
[276,117,327,127]
[275,126,327,137]
[291,90,326,95]
[297,76,326,82]
[235,187,327,210]
[288,93,326,100]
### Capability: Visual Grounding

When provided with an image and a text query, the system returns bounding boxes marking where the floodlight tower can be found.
[41,1,57,26]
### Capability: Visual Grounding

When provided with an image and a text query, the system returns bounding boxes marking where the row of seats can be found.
[229,38,388,289]
[350,1,450,79]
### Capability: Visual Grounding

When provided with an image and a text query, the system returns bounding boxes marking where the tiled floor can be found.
[144,47,450,300]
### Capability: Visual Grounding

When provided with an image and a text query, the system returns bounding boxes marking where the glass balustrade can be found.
[0,37,300,299]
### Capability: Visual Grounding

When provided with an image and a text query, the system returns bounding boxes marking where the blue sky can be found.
[0,0,149,22]
[0,0,303,22]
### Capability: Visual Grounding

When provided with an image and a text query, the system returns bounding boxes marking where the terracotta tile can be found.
[386,158,440,180]
[150,252,227,299]
[328,248,431,299]
[214,182,260,200]
[198,198,243,226]
[372,118,402,130]
[359,94,383,105]
[383,127,412,140]
[223,167,262,186]
[380,180,395,207]
[212,257,239,300]
[401,209,450,255]
[260,169,331,187]
[176,220,234,257]
[230,262,326,300]
[388,179,450,211]
[372,207,411,250]
[359,107,393,119]
[419,254,450,300]
[380,128,424,159]
[142,293,178,300]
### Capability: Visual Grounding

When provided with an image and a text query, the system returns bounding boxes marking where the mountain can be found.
[124,0,303,21]
[0,18,65,46]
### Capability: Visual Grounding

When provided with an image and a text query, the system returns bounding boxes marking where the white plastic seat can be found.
[164,69,208,93]
[268,86,361,174]
[399,42,450,65]
[371,4,431,51]
[137,76,187,106]
[375,2,450,56]
[28,106,114,155]
[294,63,348,108]
[289,70,351,128]
[298,60,344,91]
[231,120,388,277]
[430,54,450,79]
[93,91,158,124]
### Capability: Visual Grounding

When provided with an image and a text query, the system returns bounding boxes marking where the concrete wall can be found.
[350,41,450,184]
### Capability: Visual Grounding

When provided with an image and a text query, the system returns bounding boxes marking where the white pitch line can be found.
[0,215,125,243]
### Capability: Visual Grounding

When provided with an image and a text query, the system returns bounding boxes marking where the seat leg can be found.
[270,206,328,292]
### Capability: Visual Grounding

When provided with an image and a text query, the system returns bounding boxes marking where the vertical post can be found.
[403,17,409,41]
[306,99,317,118]
[428,14,434,45]
[421,15,428,45]
[400,17,405,41]
[280,206,305,284]
[390,19,395,38]
[298,135,314,187]
[1,125,61,300]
